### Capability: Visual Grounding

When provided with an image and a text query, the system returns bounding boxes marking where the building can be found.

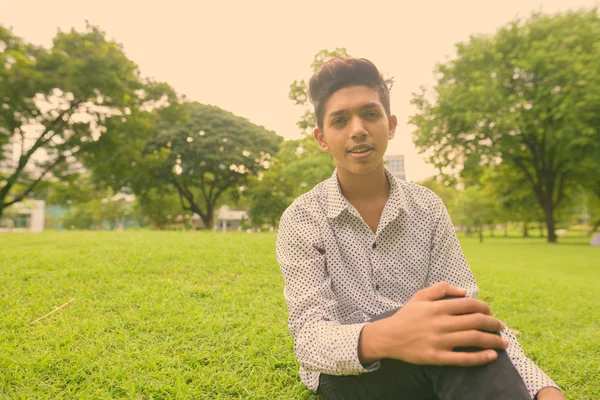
[0,200,45,232]
[214,205,248,232]
[384,154,406,180]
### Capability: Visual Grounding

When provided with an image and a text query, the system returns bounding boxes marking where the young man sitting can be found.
[276,58,564,399]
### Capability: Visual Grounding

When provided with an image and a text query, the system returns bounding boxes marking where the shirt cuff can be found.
[300,322,381,375]
[338,322,381,374]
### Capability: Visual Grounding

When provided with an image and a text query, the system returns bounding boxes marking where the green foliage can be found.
[46,174,98,205]
[87,101,282,229]
[61,200,102,230]
[45,174,133,230]
[0,232,598,398]
[60,198,133,231]
[452,186,499,242]
[245,135,335,226]
[245,162,293,227]
[134,189,189,230]
[410,9,600,242]
[0,23,142,215]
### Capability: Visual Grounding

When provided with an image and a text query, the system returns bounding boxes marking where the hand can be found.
[535,387,566,400]
[359,282,508,366]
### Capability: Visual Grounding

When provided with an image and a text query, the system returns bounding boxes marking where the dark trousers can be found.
[318,303,531,400]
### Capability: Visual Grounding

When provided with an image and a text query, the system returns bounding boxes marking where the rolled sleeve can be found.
[500,327,561,398]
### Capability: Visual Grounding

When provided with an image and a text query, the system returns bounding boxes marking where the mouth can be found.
[347,145,373,154]
[347,145,374,160]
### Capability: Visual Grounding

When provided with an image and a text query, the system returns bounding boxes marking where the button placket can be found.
[372,234,379,292]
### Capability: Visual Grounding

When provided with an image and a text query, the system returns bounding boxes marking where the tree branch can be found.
[554,171,568,208]
[508,154,542,199]
[169,174,203,218]
[2,155,66,209]
[0,102,80,202]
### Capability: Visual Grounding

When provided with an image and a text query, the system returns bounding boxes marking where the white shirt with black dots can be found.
[276,168,560,398]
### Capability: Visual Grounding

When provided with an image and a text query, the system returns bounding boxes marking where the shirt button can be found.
[372,242,377,249]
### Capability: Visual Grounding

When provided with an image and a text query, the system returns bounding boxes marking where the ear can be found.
[388,115,398,140]
[313,127,329,151]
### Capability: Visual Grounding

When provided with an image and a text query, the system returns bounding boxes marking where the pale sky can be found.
[2,0,598,181]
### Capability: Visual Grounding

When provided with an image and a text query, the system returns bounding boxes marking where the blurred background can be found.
[1,0,599,244]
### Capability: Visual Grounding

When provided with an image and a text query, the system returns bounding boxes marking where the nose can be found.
[349,116,368,140]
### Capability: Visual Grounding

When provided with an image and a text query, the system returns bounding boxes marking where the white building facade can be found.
[384,154,406,180]
[0,200,45,232]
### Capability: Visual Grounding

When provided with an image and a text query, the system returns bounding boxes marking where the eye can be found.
[365,111,380,119]
[331,118,346,126]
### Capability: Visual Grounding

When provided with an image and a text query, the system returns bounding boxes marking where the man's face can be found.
[314,85,397,177]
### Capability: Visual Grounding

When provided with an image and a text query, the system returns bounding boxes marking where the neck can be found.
[337,163,390,203]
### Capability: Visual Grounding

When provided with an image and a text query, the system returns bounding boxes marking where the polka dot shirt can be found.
[276,168,560,398]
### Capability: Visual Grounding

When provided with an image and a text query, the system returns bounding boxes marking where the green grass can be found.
[0,232,598,399]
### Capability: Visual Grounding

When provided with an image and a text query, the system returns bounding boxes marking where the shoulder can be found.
[279,180,328,229]
[395,179,446,215]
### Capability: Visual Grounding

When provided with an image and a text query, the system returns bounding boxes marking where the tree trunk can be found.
[539,221,545,238]
[504,223,509,237]
[465,226,472,237]
[188,202,214,230]
[199,207,214,230]
[544,210,557,243]
[489,224,495,237]
[523,221,529,238]
[478,225,484,243]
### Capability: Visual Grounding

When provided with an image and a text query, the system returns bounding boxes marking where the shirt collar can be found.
[325,167,409,220]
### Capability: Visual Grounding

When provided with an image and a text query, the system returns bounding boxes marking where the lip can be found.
[347,144,374,153]
[347,145,374,160]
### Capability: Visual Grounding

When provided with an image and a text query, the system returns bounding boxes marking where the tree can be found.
[147,102,281,229]
[245,160,294,227]
[588,190,600,232]
[245,134,336,226]
[451,186,498,242]
[0,23,141,216]
[88,101,282,229]
[46,174,133,230]
[410,10,600,243]
[133,189,189,229]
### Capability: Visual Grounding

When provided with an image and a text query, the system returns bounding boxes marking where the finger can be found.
[436,297,492,316]
[444,313,504,333]
[413,282,467,302]
[432,349,498,367]
[441,330,508,351]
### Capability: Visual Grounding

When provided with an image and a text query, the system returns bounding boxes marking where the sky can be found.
[2,0,598,181]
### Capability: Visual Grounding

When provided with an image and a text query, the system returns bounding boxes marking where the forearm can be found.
[358,321,383,365]
[535,387,565,400]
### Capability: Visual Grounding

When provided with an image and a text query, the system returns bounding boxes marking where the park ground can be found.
[0,231,598,399]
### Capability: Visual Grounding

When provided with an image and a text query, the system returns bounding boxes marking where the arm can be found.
[426,193,562,399]
[276,205,379,375]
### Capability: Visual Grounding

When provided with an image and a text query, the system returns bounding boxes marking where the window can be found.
[14,214,31,229]
[385,159,405,171]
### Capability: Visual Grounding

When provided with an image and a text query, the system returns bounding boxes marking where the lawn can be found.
[0,232,598,399]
